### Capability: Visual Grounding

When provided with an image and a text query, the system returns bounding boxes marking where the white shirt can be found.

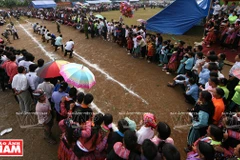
[12,73,29,91]
[18,60,34,72]
[133,37,137,48]
[1,55,8,62]
[229,61,240,76]
[218,71,225,78]
[213,4,221,15]
[65,41,74,51]
[37,82,54,99]
[221,4,228,12]
[12,26,17,33]
[136,126,154,145]
[16,55,23,62]
[45,33,51,40]
[192,59,205,71]
[125,29,129,38]
[26,72,40,90]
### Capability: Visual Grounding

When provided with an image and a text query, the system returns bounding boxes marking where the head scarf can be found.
[143,113,157,129]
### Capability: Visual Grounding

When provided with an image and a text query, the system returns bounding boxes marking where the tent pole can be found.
[203,0,213,38]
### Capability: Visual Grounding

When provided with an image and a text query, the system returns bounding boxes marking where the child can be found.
[141,139,161,160]
[158,41,169,67]
[186,141,215,160]
[127,35,133,55]
[218,53,226,71]
[146,40,155,63]
[151,122,174,146]
[106,130,141,160]
[107,119,129,153]
[94,113,113,160]
[136,113,156,145]
[132,34,139,58]
[164,47,179,75]
[69,107,93,160]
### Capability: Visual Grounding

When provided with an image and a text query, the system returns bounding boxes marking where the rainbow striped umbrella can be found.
[60,63,96,89]
[37,60,69,78]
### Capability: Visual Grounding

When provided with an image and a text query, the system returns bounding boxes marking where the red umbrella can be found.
[36,60,69,78]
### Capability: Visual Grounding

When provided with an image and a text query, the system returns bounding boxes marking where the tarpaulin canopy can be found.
[31,1,56,9]
[146,0,211,35]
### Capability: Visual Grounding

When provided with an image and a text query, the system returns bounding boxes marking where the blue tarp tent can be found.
[32,1,56,9]
[146,0,211,35]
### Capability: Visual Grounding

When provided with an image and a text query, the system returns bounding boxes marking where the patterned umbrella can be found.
[95,14,104,19]
[137,19,146,24]
[233,68,240,80]
[60,63,96,89]
[36,60,69,78]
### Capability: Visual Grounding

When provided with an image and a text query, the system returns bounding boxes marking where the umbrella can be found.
[75,2,83,5]
[137,19,146,24]
[233,68,240,80]
[37,60,69,78]
[95,14,104,19]
[60,63,96,89]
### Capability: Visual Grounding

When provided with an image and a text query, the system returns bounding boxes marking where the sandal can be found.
[47,138,57,144]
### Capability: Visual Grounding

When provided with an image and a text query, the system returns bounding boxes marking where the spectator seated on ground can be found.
[184,78,199,105]
[167,71,192,88]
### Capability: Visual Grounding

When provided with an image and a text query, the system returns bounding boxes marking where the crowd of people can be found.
[202,1,240,50]
[0,1,240,159]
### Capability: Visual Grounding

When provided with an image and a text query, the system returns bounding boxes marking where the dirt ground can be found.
[0,18,231,160]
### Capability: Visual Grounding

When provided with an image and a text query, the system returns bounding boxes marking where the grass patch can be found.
[98,7,161,26]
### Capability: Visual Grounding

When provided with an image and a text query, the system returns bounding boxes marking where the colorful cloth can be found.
[143,113,157,129]
[113,142,130,159]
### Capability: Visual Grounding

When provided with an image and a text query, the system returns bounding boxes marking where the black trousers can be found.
[64,49,73,57]
[57,26,61,33]
[55,45,63,51]
[184,93,196,105]
[141,46,147,58]
[13,32,19,40]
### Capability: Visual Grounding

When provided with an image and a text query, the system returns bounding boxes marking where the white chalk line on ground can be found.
[24,20,149,105]
[19,22,103,113]
[19,23,55,61]
[73,52,149,105]
[19,22,118,130]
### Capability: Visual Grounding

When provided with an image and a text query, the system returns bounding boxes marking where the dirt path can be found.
[0,18,232,160]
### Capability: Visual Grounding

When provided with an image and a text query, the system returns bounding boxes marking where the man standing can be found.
[1,54,18,85]
[83,19,89,39]
[33,22,39,33]
[64,39,74,58]
[51,82,68,122]
[55,34,63,52]
[12,24,19,40]
[212,1,221,18]
[12,66,33,113]
[56,20,61,33]
[26,64,40,93]
[34,89,56,144]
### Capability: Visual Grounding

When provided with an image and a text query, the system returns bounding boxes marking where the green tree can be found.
[3,0,17,8]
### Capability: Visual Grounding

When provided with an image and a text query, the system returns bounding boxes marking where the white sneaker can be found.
[0,128,12,136]
[166,72,170,75]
